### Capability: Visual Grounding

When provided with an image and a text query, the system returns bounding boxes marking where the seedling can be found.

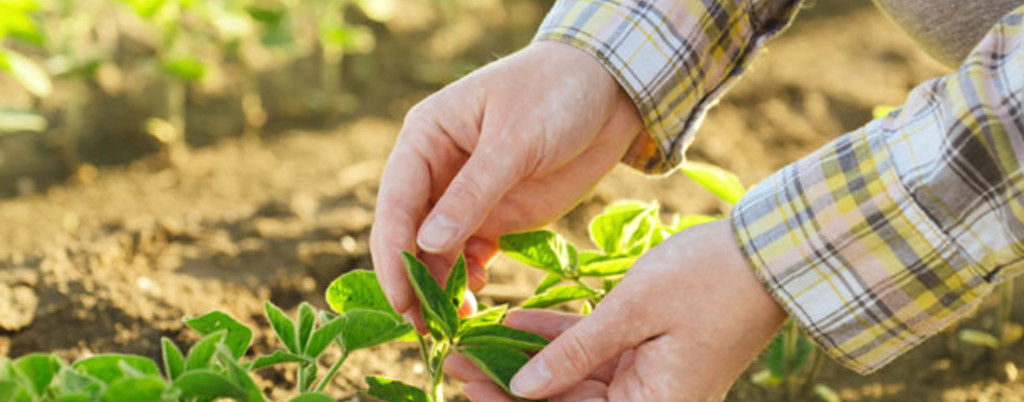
[0,0,51,133]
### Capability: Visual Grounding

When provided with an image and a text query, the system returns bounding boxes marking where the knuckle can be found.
[558,332,598,376]
[449,174,488,207]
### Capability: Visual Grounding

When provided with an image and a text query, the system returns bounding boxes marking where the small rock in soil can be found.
[0,284,39,331]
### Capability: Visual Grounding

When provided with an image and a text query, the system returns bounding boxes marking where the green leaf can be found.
[52,366,104,400]
[532,273,561,295]
[499,230,575,276]
[764,331,813,379]
[215,345,265,402]
[100,376,165,402]
[12,354,61,396]
[115,0,168,18]
[248,351,314,371]
[2,13,44,46]
[0,380,21,402]
[333,310,414,353]
[459,305,508,332]
[72,355,159,385]
[680,162,745,205]
[588,201,659,257]
[579,255,635,277]
[184,331,227,371]
[298,364,317,393]
[289,393,336,402]
[162,57,205,82]
[402,251,459,339]
[458,325,548,352]
[0,49,52,97]
[319,25,375,53]
[160,338,185,381]
[670,214,719,232]
[184,311,253,361]
[265,302,299,353]
[296,302,316,354]
[326,270,399,317]
[460,345,531,393]
[171,370,247,400]
[0,108,46,133]
[445,255,468,312]
[364,376,429,402]
[522,285,599,309]
[580,300,594,315]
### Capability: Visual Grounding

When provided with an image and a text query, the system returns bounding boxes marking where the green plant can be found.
[0,0,51,133]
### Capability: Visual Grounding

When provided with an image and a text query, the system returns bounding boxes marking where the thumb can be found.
[509,294,655,399]
[417,139,524,253]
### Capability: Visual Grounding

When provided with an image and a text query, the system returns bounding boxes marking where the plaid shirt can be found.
[535,0,1024,374]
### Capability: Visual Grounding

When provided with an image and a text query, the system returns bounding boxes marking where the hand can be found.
[445,220,788,401]
[370,41,644,319]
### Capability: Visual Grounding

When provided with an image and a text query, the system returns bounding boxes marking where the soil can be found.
[2,1,1024,401]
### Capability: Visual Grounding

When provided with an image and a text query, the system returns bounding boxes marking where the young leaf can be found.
[12,354,61,396]
[0,108,46,133]
[534,272,562,295]
[298,364,317,393]
[183,311,253,360]
[184,331,227,371]
[0,50,52,97]
[289,393,336,402]
[171,370,247,400]
[265,302,299,353]
[402,251,459,339]
[459,305,508,332]
[296,303,316,353]
[498,230,574,276]
[215,345,266,402]
[446,255,468,311]
[248,351,314,371]
[457,325,549,352]
[333,310,414,354]
[326,270,399,317]
[71,355,159,385]
[53,366,104,400]
[670,214,718,232]
[522,285,599,309]
[0,379,21,402]
[160,337,185,381]
[364,376,429,402]
[581,300,594,315]
[100,376,165,402]
[162,57,205,82]
[680,162,745,205]
[578,255,635,277]
[460,345,531,393]
[588,202,658,257]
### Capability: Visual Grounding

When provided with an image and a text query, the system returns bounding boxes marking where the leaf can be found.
[72,355,159,385]
[960,329,1001,349]
[459,305,508,332]
[183,311,253,360]
[248,351,314,371]
[12,354,61,396]
[298,364,317,393]
[160,338,185,381]
[215,345,265,402]
[184,331,227,371]
[289,393,336,402]
[0,108,46,133]
[588,201,659,257]
[813,384,841,402]
[265,302,299,353]
[680,162,745,205]
[522,285,599,309]
[101,376,165,402]
[764,331,813,379]
[332,310,413,353]
[534,272,562,295]
[459,345,531,393]
[116,0,168,18]
[364,376,429,402]
[319,25,375,53]
[457,325,548,352]
[670,214,719,232]
[171,370,247,400]
[2,13,44,46]
[0,49,52,97]
[162,57,205,82]
[402,251,459,339]
[52,366,104,400]
[446,255,468,312]
[0,380,21,402]
[326,270,399,317]
[580,300,594,316]
[578,255,635,277]
[296,302,316,354]
[499,230,575,276]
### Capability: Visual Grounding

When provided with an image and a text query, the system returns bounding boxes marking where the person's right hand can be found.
[370,41,645,320]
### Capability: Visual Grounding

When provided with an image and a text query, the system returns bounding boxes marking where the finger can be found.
[416,137,525,254]
[463,381,516,402]
[551,380,608,402]
[509,286,659,399]
[504,309,582,340]
[444,353,489,382]
[464,237,497,292]
[607,336,680,402]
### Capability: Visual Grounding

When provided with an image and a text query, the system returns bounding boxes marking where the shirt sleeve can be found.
[732,5,1024,374]
[532,0,802,174]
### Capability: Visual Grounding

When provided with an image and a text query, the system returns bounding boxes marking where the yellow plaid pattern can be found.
[537,0,1024,374]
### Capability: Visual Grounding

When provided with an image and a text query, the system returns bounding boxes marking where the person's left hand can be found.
[444,219,788,401]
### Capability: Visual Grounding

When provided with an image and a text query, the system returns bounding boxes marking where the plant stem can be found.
[783,320,798,400]
[314,351,349,393]
[798,348,825,397]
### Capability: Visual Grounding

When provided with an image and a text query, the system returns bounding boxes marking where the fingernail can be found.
[418,215,459,252]
[510,359,551,397]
